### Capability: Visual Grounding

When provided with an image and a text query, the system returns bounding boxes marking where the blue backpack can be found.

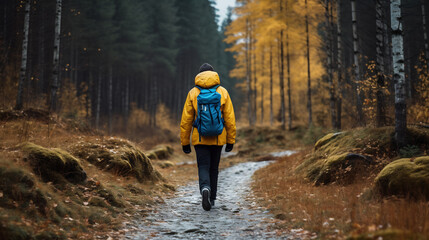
[193,85,224,141]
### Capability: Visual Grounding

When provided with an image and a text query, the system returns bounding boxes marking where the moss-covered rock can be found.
[0,167,47,213]
[304,153,373,185]
[70,137,162,182]
[146,145,173,160]
[375,156,429,199]
[22,143,87,184]
[314,132,342,150]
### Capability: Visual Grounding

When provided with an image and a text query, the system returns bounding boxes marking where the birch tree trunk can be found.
[269,44,274,126]
[391,0,407,148]
[422,0,429,70]
[305,0,312,126]
[49,0,62,112]
[15,0,31,110]
[376,0,386,127]
[336,0,343,130]
[351,0,364,125]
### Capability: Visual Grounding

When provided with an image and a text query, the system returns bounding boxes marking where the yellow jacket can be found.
[180,71,236,146]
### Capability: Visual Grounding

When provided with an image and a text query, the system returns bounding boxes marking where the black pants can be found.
[194,145,223,200]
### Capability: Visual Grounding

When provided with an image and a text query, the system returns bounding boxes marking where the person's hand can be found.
[182,145,191,154]
[225,143,234,152]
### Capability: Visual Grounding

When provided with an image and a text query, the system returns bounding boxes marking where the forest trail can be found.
[127,151,295,240]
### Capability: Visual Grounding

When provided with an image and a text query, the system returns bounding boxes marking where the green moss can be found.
[375,156,429,199]
[314,132,342,150]
[70,138,162,183]
[22,143,87,184]
[0,167,47,214]
[35,231,66,240]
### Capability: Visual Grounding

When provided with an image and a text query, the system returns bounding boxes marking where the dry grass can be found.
[253,151,429,239]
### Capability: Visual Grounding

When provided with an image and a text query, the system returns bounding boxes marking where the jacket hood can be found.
[195,71,220,88]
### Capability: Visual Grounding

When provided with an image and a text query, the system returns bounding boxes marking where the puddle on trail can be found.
[127,159,292,239]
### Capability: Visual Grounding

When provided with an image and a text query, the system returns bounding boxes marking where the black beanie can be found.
[199,63,214,73]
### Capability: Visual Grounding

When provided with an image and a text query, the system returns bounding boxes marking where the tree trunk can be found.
[108,65,113,135]
[391,0,407,148]
[376,0,386,127]
[286,27,292,131]
[336,0,343,130]
[305,0,312,126]
[95,68,102,130]
[351,0,364,125]
[38,6,45,96]
[269,44,274,126]
[15,0,31,110]
[422,0,429,70]
[124,77,130,132]
[252,35,257,123]
[49,0,62,112]
[325,0,336,129]
[261,84,264,124]
[245,18,254,126]
[278,27,286,130]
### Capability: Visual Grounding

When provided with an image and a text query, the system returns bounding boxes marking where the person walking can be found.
[180,63,236,211]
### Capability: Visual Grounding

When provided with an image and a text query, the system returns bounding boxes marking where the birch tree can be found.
[15,0,31,110]
[391,0,407,147]
[351,0,363,125]
[50,0,62,111]
[375,0,386,127]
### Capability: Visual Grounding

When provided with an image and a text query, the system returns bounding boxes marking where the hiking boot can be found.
[201,188,211,211]
[210,199,215,207]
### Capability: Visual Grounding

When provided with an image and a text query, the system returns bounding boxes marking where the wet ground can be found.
[127,151,296,240]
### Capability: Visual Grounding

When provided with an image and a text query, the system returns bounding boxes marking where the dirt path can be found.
[127,151,295,239]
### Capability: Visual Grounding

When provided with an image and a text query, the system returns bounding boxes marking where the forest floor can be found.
[1,109,428,239]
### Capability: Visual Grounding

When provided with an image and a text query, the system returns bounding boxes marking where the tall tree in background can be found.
[49,0,62,111]
[375,0,386,127]
[285,1,292,131]
[278,0,286,130]
[351,0,363,125]
[391,0,407,147]
[15,0,31,110]
[336,0,343,129]
[325,0,336,129]
[422,0,429,70]
[305,0,312,126]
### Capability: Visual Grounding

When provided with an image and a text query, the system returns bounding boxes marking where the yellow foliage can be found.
[409,53,429,123]
[59,79,89,119]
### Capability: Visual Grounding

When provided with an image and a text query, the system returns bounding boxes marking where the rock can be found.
[89,196,109,208]
[22,143,87,184]
[70,138,162,183]
[314,132,342,150]
[310,153,373,185]
[375,156,429,199]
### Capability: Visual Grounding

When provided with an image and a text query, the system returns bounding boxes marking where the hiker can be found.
[180,63,236,211]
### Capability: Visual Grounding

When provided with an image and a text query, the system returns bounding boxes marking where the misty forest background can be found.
[1,0,429,141]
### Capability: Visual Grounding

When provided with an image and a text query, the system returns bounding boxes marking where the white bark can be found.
[351,0,363,125]
[50,0,62,111]
[391,0,407,147]
[15,0,31,110]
